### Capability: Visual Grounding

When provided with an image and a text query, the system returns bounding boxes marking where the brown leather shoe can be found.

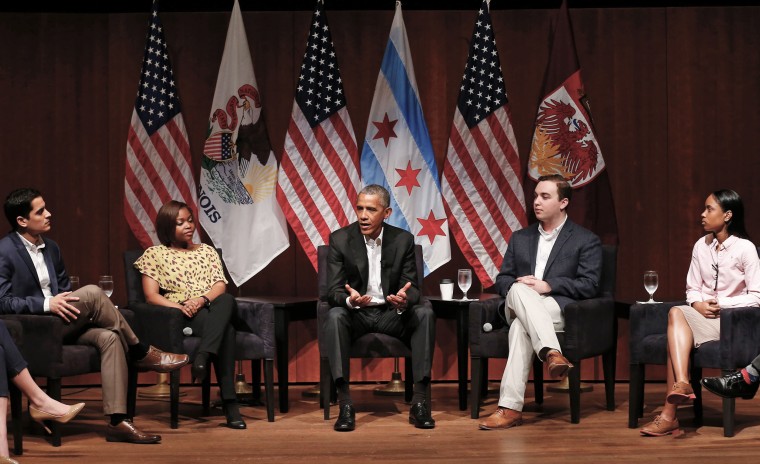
[106,420,161,444]
[478,407,522,430]
[640,415,679,436]
[666,381,696,405]
[134,345,189,373]
[546,350,574,379]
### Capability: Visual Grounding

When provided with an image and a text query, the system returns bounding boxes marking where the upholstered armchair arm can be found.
[0,314,62,376]
[469,297,508,358]
[628,301,683,363]
[128,302,185,353]
[563,296,615,359]
[234,299,275,355]
[719,306,760,367]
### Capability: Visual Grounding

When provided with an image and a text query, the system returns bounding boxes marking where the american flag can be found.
[276,0,360,271]
[441,0,527,288]
[124,0,199,248]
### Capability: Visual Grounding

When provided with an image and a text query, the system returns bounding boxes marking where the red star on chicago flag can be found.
[417,210,447,244]
[372,113,398,147]
[395,160,421,195]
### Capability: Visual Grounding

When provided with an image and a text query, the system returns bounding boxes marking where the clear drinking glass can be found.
[98,275,114,298]
[643,270,659,303]
[69,275,80,291]
[457,269,472,301]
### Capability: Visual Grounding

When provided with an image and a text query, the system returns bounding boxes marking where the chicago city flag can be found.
[199,0,289,285]
[361,2,451,275]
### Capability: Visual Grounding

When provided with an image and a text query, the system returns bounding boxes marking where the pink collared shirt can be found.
[685,234,760,308]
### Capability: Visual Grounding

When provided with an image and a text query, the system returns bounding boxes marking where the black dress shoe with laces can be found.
[702,371,760,399]
[334,404,355,432]
[409,402,435,429]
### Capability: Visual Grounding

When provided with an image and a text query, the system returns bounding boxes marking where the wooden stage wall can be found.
[1,6,759,385]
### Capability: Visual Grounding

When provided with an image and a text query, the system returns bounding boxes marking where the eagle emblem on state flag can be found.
[527,74,605,188]
[202,84,277,205]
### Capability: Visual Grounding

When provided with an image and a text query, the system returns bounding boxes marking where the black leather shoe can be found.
[702,371,760,399]
[333,404,355,432]
[223,402,247,430]
[191,352,209,383]
[409,402,435,429]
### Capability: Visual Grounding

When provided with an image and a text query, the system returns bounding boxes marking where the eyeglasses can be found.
[712,263,719,291]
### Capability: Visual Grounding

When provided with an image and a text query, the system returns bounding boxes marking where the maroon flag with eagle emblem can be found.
[526,0,617,245]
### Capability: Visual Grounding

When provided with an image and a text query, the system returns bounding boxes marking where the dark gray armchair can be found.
[123,250,275,428]
[469,245,617,424]
[0,312,138,448]
[316,244,428,420]
[628,301,760,436]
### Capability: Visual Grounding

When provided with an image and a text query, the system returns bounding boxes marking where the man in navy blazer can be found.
[0,188,189,444]
[323,184,435,432]
[479,174,602,430]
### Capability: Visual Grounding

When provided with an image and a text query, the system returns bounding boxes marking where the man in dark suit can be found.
[0,188,189,444]
[323,184,435,431]
[478,174,602,430]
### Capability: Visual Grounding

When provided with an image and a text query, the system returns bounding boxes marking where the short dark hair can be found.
[537,174,572,202]
[155,200,191,246]
[712,189,749,240]
[4,188,42,231]
[358,184,391,208]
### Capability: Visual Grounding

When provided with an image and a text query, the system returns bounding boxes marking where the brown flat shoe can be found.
[106,420,161,444]
[666,381,696,405]
[478,407,523,430]
[640,415,679,436]
[546,350,574,379]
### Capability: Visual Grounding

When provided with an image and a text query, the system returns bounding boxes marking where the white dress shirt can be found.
[534,215,568,281]
[347,228,386,308]
[18,233,53,312]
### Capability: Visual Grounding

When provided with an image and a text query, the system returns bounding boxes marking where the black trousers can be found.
[0,320,27,397]
[185,293,237,401]
[323,303,435,384]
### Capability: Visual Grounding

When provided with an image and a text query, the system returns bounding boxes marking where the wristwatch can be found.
[200,295,211,307]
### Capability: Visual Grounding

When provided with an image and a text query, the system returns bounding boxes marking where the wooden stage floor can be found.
[9,382,760,463]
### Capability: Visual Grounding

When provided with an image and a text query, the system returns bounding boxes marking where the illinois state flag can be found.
[361,2,451,275]
[526,0,617,244]
[199,0,289,285]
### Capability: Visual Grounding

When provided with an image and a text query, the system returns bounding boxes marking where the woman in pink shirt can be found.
[641,189,760,436]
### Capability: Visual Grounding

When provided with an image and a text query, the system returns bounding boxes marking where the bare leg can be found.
[660,307,694,421]
[11,368,70,416]
[0,396,8,458]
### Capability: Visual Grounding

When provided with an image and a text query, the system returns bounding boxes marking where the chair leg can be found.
[480,359,489,398]
[10,384,22,456]
[602,351,616,411]
[202,374,211,417]
[723,396,736,437]
[568,361,581,424]
[691,366,703,424]
[628,363,645,428]
[471,357,483,419]
[532,357,544,405]
[264,359,275,422]
[46,378,62,447]
[320,357,331,420]
[127,365,138,419]
[170,370,180,429]
[404,357,413,404]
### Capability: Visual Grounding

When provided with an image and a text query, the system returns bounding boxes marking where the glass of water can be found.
[458,269,472,301]
[69,275,80,291]
[98,275,114,298]
[643,270,659,304]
